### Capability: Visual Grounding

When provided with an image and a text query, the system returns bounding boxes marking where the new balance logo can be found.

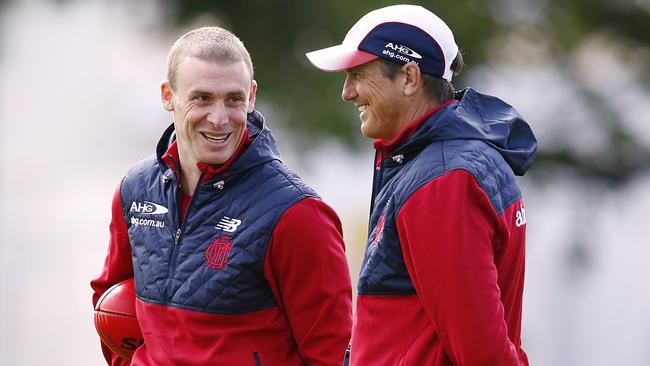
[215,216,242,232]
[515,205,527,227]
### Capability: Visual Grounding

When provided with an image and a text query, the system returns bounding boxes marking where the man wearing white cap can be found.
[306,5,536,366]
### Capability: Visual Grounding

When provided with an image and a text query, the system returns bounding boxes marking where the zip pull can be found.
[374,150,382,171]
[213,180,225,190]
[174,229,182,245]
[162,168,174,185]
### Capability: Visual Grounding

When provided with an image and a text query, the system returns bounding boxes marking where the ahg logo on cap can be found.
[385,42,422,59]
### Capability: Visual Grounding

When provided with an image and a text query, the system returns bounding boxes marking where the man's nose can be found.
[341,75,357,102]
[207,101,227,125]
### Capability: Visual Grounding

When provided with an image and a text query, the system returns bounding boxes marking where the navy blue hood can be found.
[403,88,537,176]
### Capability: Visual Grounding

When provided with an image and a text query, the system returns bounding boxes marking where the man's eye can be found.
[193,95,210,102]
[229,96,245,103]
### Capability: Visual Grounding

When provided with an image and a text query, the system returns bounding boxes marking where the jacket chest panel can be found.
[358,170,415,295]
[125,182,278,313]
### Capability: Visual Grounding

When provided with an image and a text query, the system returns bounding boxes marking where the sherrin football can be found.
[94,279,143,360]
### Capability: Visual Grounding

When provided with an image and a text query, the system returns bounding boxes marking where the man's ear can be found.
[402,63,421,97]
[161,81,174,111]
[248,80,258,113]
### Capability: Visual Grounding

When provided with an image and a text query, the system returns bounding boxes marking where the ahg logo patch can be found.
[384,42,422,59]
[130,201,168,215]
[205,236,232,270]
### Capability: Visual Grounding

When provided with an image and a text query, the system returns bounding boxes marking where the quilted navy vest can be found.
[357,89,536,296]
[120,111,318,314]
[358,139,522,295]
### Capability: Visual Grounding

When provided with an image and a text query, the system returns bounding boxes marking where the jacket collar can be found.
[371,88,537,176]
[156,110,282,184]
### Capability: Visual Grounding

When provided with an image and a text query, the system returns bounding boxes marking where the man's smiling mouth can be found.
[201,132,230,143]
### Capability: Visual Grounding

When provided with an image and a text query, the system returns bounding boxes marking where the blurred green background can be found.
[165,0,650,183]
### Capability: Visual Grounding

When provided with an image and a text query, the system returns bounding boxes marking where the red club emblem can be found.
[372,215,386,246]
[205,236,232,270]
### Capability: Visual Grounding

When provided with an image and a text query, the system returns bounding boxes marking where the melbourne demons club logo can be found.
[372,215,386,245]
[205,236,232,270]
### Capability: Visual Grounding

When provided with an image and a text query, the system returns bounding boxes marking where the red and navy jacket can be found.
[350,88,536,366]
[91,111,352,366]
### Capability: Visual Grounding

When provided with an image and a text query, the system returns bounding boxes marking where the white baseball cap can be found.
[305,4,459,81]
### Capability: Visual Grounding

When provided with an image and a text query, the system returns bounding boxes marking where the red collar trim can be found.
[197,128,252,183]
[161,141,181,177]
[160,129,253,184]
[373,100,456,155]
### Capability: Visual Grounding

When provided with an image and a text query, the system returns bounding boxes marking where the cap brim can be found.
[305,44,378,72]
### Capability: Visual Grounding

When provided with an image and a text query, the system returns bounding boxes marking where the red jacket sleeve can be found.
[397,169,521,365]
[264,197,352,366]
[90,184,134,366]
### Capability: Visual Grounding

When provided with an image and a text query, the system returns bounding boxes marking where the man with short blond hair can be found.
[166,27,254,89]
[92,26,352,365]
[307,5,536,365]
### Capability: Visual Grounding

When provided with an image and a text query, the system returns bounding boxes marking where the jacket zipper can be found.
[369,150,384,225]
[253,352,263,366]
[166,172,204,300]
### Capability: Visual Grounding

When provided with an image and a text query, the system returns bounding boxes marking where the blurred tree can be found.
[159,0,649,184]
